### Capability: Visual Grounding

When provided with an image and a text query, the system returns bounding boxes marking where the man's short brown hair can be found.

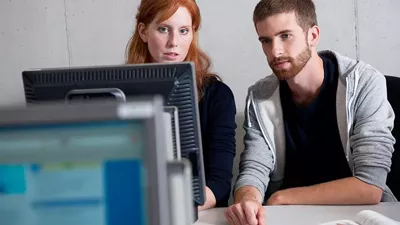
[253,0,318,31]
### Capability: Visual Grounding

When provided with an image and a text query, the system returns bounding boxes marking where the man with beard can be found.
[225,0,397,225]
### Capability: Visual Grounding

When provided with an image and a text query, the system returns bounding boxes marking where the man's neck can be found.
[286,54,324,106]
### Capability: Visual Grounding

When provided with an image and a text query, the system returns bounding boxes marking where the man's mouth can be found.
[274,61,290,66]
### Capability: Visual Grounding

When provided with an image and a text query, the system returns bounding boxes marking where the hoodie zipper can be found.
[346,71,360,174]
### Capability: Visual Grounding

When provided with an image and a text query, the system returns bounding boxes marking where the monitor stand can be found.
[193,201,199,222]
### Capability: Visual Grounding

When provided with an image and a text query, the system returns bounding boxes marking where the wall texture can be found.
[1,0,399,203]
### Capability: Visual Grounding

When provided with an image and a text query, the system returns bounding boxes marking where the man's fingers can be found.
[226,215,235,225]
[242,203,258,225]
[232,204,249,225]
[230,210,242,225]
[225,209,235,225]
[257,206,267,225]
[225,207,240,225]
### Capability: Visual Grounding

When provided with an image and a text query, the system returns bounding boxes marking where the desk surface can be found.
[195,203,400,225]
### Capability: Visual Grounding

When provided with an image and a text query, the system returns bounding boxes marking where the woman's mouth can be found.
[163,52,179,60]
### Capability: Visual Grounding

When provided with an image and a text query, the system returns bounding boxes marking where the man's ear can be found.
[138,22,148,43]
[308,25,320,47]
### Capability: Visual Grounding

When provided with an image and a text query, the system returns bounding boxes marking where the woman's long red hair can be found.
[125,0,219,97]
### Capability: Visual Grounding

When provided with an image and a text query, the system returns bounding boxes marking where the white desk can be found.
[195,203,400,225]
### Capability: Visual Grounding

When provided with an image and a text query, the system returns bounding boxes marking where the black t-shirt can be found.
[280,56,352,189]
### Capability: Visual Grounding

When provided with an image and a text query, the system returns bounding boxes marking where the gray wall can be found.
[1,0,399,203]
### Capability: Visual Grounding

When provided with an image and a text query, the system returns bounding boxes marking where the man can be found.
[225,0,397,224]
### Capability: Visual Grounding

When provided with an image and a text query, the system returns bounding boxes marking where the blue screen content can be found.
[0,121,148,225]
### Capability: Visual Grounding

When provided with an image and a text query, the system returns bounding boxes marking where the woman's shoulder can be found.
[203,77,235,100]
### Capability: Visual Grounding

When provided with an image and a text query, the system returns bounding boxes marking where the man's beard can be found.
[269,45,312,80]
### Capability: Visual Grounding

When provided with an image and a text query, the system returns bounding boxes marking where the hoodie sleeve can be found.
[350,67,395,191]
[234,89,275,202]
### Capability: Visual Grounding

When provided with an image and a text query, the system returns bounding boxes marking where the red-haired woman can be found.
[126,0,236,210]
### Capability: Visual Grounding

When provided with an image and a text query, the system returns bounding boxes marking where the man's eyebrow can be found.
[258,29,293,42]
[274,29,293,36]
[258,36,271,42]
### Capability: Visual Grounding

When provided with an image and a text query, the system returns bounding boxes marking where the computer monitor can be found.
[164,106,181,159]
[0,98,171,225]
[21,62,206,206]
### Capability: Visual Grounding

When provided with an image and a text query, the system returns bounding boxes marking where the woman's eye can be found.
[180,28,189,35]
[158,27,169,33]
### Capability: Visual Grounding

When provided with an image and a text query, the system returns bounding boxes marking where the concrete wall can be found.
[1,0,399,203]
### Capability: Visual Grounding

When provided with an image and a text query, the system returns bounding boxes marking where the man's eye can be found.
[281,34,290,39]
[260,39,270,44]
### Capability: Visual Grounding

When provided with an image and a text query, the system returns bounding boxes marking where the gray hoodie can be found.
[234,50,397,203]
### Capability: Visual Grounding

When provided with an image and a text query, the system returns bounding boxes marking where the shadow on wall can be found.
[228,113,245,205]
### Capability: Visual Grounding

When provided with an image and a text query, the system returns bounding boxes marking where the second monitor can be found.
[22,62,206,206]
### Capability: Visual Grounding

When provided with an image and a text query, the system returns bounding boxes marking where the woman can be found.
[125,0,236,209]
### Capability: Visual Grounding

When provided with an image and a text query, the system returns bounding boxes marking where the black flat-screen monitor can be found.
[22,62,206,206]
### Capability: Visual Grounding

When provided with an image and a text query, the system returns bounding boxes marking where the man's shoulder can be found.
[357,63,386,82]
[318,50,387,93]
[247,75,280,100]
[319,50,384,81]
[341,56,386,90]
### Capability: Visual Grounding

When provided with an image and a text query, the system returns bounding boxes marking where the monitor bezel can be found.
[0,97,170,225]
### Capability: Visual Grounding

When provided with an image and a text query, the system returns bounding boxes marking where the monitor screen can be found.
[0,120,148,225]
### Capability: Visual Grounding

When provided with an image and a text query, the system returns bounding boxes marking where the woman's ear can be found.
[138,22,148,43]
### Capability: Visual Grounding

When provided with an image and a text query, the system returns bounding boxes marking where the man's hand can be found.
[225,200,266,225]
